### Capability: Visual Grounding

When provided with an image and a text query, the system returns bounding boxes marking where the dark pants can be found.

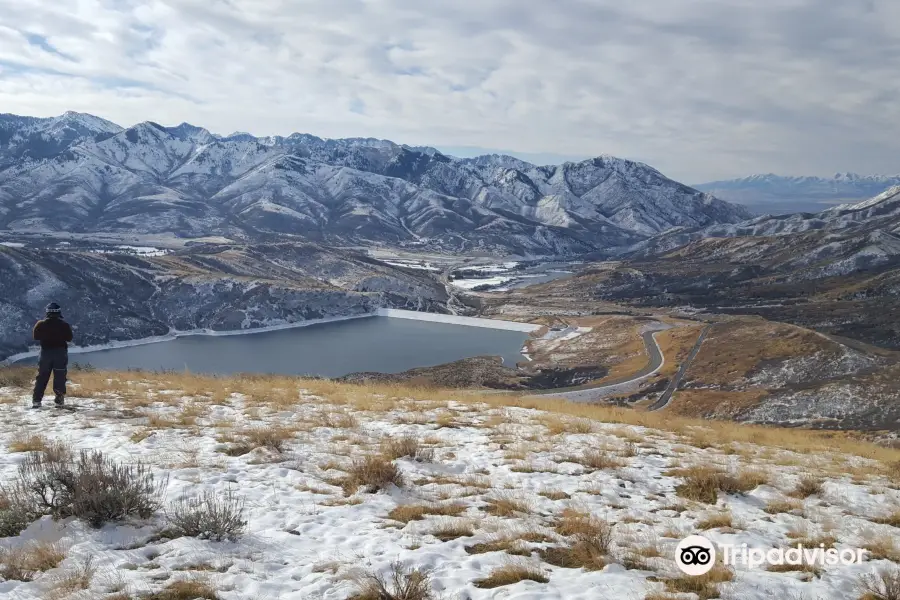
[33,348,68,404]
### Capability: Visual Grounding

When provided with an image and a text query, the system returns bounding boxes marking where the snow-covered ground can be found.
[0,376,896,600]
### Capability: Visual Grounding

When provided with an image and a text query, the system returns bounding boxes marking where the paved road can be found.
[648,324,712,411]
[530,322,671,403]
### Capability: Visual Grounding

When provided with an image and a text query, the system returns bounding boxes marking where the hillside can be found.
[0,242,448,361]
[0,370,897,600]
[0,112,750,255]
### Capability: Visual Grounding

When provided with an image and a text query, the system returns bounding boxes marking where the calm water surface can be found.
[25,317,529,378]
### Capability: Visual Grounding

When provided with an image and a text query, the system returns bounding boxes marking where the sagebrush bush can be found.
[0,486,40,537]
[165,489,247,541]
[858,567,900,600]
[9,441,166,528]
[350,561,433,600]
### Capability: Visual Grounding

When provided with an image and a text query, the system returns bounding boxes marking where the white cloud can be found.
[0,0,897,181]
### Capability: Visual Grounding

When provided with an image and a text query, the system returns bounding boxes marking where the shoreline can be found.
[1,309,541,366]
[1,313,373,366]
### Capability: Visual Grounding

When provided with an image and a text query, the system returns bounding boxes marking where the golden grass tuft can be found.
[8,433,50,453]
[695,511,733,530]
[791,476,824,499]
[0,541,67,582]
[670,465,768,504]
[473,561,548,588]
[145,578,219,600]
[387,503,467,524]
[764,497,804,515]
[428,518,476,542]
[341,455,404,495]
[864,534,900,562]
[483,492,532,517]
[663,564,734,600]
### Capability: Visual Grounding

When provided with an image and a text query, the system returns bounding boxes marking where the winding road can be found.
[529,322,671,403]
[647,324,712,411]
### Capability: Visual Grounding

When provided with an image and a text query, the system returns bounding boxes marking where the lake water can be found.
[22,317,530,378]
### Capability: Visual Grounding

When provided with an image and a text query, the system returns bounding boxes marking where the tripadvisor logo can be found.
[676,535,867,575]
[676,535,716,576]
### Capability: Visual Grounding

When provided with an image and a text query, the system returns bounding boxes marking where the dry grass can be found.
[0,366,34,388]
[567,447,623,470]
[538,490,571,500]
[0,541,67,581]
[44,556,96,600]
[670,465,768,504]
[483,492,532,517]
[764,498,805,515]
[543,508,613,570]
[791,476,824,499]
[341,455,404,495]
[145,578,219,600]
[663,564,734,600]
[864,535,900,562]
[23,368,900,467]
[8,433,49,453]
[387,503,467,524]
[473,561,549,589]
[428,518,476,541]
[380,435,433,462]
[695,511,733,530]
[872,509,900,528]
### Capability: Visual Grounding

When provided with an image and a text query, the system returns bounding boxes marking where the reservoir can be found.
[19,316,531,378]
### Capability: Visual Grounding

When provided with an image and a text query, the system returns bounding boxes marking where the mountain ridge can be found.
[0,111,751,256]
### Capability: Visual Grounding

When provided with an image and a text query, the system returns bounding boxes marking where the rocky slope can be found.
[0,112,750,256]
[0,242,448,361]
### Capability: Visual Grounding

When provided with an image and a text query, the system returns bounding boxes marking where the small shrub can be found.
[350,561,433,600]
[473,561,548,588]
[864,536,900,562]
[244,425,295,453]
[165,489,247,541]
[791,476,824,499]
[575,448,621,471]
[858,567,900,600]
[341,456,403,495]
[10,442,167,528]
[0,541,67,581]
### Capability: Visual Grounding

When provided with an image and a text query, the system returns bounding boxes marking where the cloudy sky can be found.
[0,0,898,182]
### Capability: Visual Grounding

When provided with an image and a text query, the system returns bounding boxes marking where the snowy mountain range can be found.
[696,173,900,215]
[0,112,751,255]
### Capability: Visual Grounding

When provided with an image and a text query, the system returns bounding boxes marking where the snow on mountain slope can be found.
[0,112,750,255]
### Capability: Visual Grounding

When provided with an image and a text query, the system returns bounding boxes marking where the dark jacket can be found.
[33,317,73,350]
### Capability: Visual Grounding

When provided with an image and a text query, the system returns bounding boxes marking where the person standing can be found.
[31,302,73,409]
